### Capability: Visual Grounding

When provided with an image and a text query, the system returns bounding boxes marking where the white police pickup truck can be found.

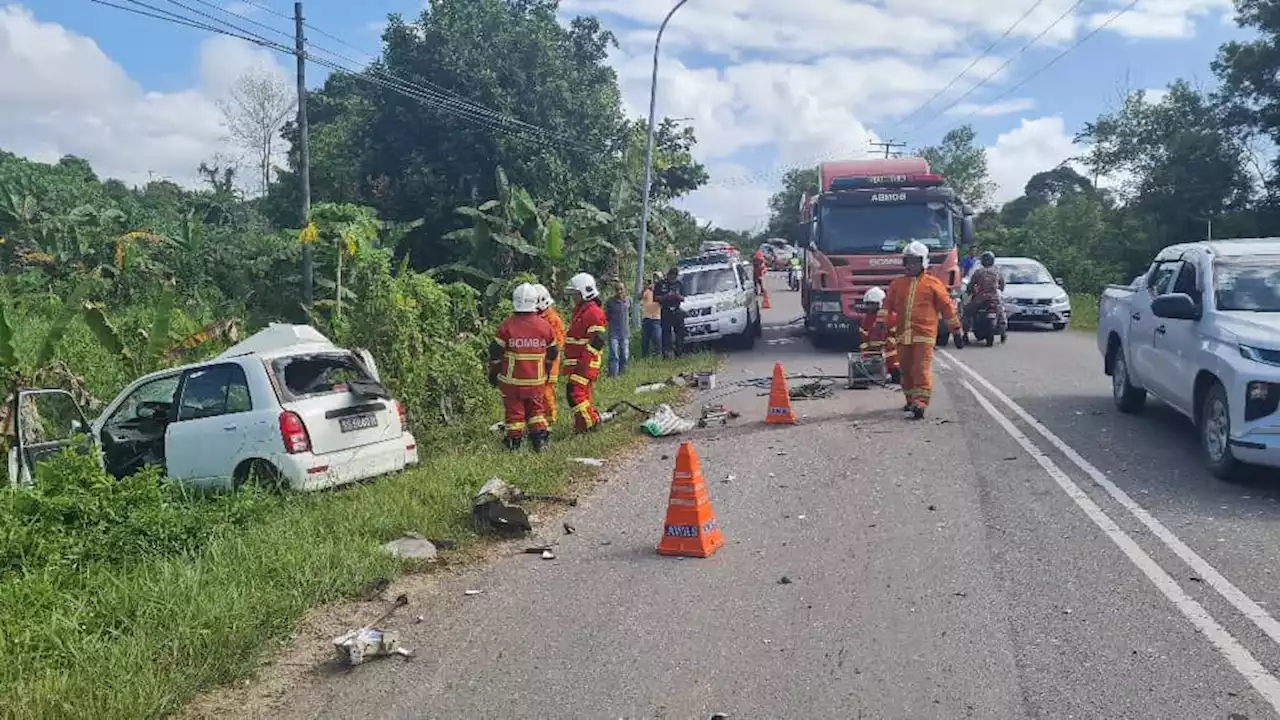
[678,253,763,349]
[1099,239,1280,479]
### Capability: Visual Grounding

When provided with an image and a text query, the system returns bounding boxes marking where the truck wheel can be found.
[812,333,830,350]
[1110,347,1147,414]
[1201,382,1242,480]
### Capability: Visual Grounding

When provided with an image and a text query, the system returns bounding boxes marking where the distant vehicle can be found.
[677,252,762,349]
[759,239,797,270]
[1098,239,1280,479]
[794,157,974,349]
[963,256,1070,330]
[699,240,740,258]
[8,324,419,491]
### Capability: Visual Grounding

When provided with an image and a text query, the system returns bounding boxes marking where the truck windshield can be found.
[1214,258,1280,311]
[817,204,954,254]
[681,268,739,296]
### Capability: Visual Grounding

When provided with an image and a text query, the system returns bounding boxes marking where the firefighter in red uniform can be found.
[562,272,608,433]
[489,283,558,452]
[859,286,900,384]
[752,249,768,294]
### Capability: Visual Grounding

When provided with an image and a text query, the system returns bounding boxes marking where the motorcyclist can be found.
[963,251,1007,343]
[788,256,801,290]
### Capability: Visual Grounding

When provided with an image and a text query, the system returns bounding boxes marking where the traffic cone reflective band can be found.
[656,441,724,558]
[762,286,772,309]
[765,362,797,424]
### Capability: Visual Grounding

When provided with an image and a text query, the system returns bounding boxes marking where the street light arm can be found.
[633,0,692,327]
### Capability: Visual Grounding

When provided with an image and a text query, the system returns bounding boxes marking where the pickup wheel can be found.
[735,324,756,350]
[1110,347,1147,413]
[1200,382,1242,481]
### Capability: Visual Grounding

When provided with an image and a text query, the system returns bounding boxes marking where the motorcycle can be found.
[787,266,800,290]
[968,295,1007,347]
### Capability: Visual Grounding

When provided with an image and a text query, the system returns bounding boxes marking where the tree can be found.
[620,118,709,202]
[916,125,995,208]
[999,166,1096,228]
[765,167,819,238]
[219,69,296,195]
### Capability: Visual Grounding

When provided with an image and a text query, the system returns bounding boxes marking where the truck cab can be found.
[793,158,974,349]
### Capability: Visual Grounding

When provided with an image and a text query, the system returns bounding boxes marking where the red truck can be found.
[794,157,974,349]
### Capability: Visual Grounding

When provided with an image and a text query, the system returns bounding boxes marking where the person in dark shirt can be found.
[654,266,686,358]
[604,279,631,376]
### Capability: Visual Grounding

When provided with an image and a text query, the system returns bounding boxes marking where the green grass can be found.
[1068,293,1100,332]
[0,351,715,720]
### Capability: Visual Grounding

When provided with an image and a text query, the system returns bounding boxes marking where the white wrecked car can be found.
[7,324,419,491]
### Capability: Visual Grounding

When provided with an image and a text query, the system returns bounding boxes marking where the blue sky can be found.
[4,0,1253,228]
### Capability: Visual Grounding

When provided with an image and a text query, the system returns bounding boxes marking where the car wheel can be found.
[1201,382,1242,480]
[753,311,763,337]
[736,325,756,350]
[235,459,287,492]
[1052,322,1067,331]
[1110,347,1147,414]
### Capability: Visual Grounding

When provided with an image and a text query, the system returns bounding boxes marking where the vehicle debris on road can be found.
[472,477,578,535]
[332,593,413,666]
[381,533,438,561]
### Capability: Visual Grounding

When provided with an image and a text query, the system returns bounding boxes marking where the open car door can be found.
[7,388,102,487]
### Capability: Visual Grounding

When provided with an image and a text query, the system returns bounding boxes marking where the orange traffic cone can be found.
[762,286,772,309]
[765,362,797,425]
[656,442,724,558]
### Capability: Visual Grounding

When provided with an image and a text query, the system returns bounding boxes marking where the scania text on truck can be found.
[792,157,975,349]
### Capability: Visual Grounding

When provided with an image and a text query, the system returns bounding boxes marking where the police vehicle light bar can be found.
[828,173,945,191]
[678,251,736,267]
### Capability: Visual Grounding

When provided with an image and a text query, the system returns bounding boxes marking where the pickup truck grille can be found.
[687,306,712,318]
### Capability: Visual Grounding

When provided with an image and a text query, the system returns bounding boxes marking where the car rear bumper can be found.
[278,433,420,491]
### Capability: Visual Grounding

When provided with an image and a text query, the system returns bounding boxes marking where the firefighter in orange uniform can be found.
[562,272,608,433]
[877,241,962,419]
[489,283,558,451]
[533,284,566,424]
[859,286,900,384]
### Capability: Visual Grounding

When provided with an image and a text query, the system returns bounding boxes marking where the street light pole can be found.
[633,0,691,327]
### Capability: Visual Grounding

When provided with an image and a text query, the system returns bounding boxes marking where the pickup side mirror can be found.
[960,216,975,246]
[1151,292,1201,320]
[1054,277,1065,287]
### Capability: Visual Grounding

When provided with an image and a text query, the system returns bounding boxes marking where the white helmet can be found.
[512,282,540,313]
[533,283,554,311]
[863,286,886,304]
[566,272,599,301]
[903,240,930,269]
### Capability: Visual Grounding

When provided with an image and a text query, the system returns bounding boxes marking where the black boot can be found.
[530,431,549,453]
[911,406,925,420]
[503,435,523,451]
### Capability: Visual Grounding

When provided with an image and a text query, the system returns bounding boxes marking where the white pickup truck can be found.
[1098,239,1280,479]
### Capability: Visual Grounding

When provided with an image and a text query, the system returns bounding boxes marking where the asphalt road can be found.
[271,276,1280,719]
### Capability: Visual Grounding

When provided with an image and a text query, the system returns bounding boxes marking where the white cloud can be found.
[946,98,1036,117]
[0,5,289,187]
[1086,0,1232,39]
[986,116,1080,203]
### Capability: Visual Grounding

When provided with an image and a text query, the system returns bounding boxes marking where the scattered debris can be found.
[952,592,967,598]
[1062,609,1073,615]
[524,546,553,554]
[381,533,438,561]
[778,576,793,585]
[471,478,578,535]
[1190,575,1204,583]
[776,451,788,456]
[642,404,698,437]
[927,505,937,512]
[414,615,424,624]
[723,474,735,484]
[332,628,407,666]
[541,549,556,560]
[572,457,605,467]
[698,403,739,428]
[464,589,483,596]
[563,522,576,535]
[635,382,667,394]
[428,538,457,550]
[599,540,612,546]
[798,514,807,520]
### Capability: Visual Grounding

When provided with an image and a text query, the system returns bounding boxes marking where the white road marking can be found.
[956,377,1280,710]
[939,350,1280,651]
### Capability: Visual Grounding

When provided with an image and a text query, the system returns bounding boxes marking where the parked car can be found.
[963,256,1070,330]
[1098,239,1280,478]
[677,252,762,349]
[7,324,419,491]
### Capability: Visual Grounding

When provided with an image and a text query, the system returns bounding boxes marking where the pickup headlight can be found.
[1052,293,1069,304]
[715,297,744,312]
[1240,345,1269,363]
[812,301,841,313]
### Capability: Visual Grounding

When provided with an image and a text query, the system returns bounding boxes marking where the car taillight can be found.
[279,411,311,454]
[396,401,407,432]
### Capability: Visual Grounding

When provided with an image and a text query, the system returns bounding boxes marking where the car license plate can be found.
[339,413,378,433]
[1023,306,1046,315]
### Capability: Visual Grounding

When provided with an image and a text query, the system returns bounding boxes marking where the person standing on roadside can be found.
[562,272,608,433]
[488,283,557,451]
[640,272,662,357]
[605,279,631,377]
[533,284,565,424]
[654,266,686,358]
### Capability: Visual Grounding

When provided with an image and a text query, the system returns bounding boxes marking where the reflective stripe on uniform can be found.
[568,374,590,385]
[587,325,607,334]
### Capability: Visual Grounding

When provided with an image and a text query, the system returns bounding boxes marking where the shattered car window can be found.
[18,391,88,445]
[272,353,390,401]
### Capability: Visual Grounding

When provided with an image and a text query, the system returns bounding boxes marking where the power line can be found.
[88,0,593,152]
[945,0,1145,128]
[868,140,907,158]
[892,0,1052,133]
[898,0,1089,140]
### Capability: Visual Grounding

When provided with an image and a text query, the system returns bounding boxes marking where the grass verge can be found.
[1068,293,1099,332]
[1,351,715,720]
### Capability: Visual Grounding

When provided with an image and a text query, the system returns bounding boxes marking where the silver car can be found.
[964,256,1071,330]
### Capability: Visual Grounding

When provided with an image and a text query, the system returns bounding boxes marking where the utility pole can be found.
[869,140,906,158]
[295,1,313,309]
